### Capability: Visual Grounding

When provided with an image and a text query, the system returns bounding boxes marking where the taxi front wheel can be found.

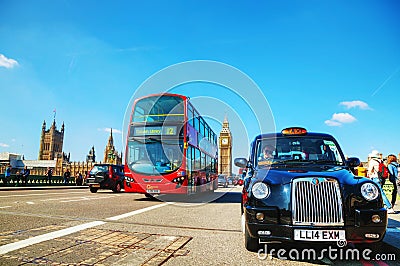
[90,187,98,193]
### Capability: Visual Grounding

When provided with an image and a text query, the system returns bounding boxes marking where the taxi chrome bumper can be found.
[245,207,387,243]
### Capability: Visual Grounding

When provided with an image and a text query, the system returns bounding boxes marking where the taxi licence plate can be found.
[146,189,160,194]
[294,229,345,241]
[91,184,100,188]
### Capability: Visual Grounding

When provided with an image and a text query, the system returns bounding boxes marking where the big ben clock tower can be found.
[219,116,232,176]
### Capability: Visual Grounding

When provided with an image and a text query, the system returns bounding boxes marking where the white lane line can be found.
[0,221,105,255]
[60,195,117,203]
[0,206,12,209]
[41,195,117,202]
[26,202,35,205]
[0,202,170,255]
[106,202,170,221]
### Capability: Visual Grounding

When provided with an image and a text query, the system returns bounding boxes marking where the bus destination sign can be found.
[133,126,177,136]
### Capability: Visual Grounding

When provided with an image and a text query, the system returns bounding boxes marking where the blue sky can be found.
[1,0,399,168]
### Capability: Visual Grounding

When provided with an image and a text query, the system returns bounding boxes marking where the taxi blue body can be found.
[235,127,388,251]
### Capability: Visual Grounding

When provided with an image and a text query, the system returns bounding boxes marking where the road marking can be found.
[0,202,170,255]
[40,195,118,203]
[107,202,170,221]
[0,221,105,255]
[0,206,12,209]
[60,195,118,203]
[26,202,35,205]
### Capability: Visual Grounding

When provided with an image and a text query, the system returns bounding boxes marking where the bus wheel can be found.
[90,187,98,193]
[113,182,122,193]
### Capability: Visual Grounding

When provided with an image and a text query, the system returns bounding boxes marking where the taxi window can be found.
[256,136,344,166]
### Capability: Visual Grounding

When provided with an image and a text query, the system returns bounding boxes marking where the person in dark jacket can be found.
[22,166,30,186]
[63,169,71,185]
[47,167,53,185]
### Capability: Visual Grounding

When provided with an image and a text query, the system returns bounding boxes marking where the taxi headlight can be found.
[252,182,270,199]
[361,183,379,201]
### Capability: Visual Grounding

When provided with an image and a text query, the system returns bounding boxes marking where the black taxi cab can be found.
[234,127,387,251]
[85,164,124,193]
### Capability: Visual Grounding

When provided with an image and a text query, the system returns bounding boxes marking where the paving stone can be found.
[0,227,192,265]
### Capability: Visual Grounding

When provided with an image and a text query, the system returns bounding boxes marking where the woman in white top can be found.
[367,150,395,214]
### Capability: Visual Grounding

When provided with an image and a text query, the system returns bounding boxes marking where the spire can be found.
[223,113,228,124]
[221,114,231,134]
[51,119,56,130]
[108,128,114,147]
[42,120,46,131]
[222,114,229,128]
[61,122,65,133]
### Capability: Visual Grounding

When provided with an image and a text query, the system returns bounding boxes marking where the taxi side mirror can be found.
[347,157,361,168]
[234,158,248,168]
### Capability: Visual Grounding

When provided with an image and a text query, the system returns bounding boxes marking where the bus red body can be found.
[124,93,218,195]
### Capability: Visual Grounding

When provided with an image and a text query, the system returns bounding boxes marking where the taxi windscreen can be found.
[256,136,344,167]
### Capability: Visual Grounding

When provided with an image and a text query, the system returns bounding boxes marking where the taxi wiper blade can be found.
[275,159,310,164]
[309,160,342,165]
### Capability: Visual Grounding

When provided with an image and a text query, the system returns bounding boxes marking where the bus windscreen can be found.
[127,138,183,175]
[132,95,184,122]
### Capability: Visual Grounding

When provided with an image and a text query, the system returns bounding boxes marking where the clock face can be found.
[222,138,228,145]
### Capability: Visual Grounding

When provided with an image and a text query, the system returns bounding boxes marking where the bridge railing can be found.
[0,174,86,186]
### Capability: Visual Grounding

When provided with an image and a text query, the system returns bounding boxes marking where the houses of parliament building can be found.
[0,119,122,176]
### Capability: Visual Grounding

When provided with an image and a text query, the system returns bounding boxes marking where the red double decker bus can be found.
[124,93,218,196]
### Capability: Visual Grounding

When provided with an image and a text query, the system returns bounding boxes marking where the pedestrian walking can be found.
[387,154,399,208]
[63,168,71,185]
[3,165,11,186]
[15,171,22,186]
[367,150,395,213]
[75,172,83,186]
[47,167,53,185]
[21,166,30,186]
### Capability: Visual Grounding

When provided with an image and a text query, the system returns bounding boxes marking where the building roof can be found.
[23,160,57,168]
[0,152,23,161]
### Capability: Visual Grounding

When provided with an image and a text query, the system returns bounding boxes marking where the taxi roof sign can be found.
[281,127,307,135]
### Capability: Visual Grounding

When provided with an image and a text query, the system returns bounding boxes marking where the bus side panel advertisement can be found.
[187,124,198,147]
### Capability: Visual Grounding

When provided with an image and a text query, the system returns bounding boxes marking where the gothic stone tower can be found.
[103,129,122,165]
[219,116,232,176]
[38,120,65,160]
[86,146,96,163]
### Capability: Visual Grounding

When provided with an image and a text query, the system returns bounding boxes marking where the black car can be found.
[235,127,387,251]
[218,175,228,188]
[85,164,124,193]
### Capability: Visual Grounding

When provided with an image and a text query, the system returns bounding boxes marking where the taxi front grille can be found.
[292,177,344,226]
